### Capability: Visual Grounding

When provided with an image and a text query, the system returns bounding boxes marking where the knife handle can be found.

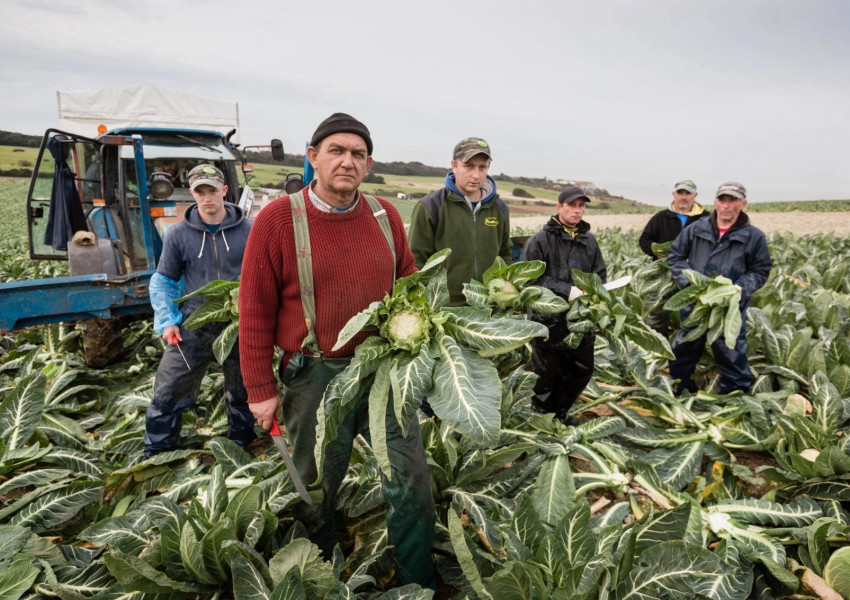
[270,418,283,437]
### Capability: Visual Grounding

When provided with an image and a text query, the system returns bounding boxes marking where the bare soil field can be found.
[511,211,850,236]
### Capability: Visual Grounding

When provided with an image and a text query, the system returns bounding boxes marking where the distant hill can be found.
[0,131,42,147]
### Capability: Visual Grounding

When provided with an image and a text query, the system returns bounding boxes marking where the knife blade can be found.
[602,275,632,291]
[270,418,314,505]
[170,336,191,370]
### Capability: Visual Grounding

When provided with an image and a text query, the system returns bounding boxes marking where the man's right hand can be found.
[250,396,282,431]
[162,325,181,344]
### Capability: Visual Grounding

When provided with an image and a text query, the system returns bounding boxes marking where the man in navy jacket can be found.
[668,182,772,395]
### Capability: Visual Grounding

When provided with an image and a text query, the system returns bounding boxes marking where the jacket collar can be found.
[444,172,498,204]
[545,215,591,236]
[183,202,244,232]
[710,210,749,236]
[669,201,706,217]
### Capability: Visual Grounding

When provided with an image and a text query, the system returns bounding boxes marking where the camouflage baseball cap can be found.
[673,179,697,193]
[716,181,747,199]
[188,164,225,190]
[453,137,492,162]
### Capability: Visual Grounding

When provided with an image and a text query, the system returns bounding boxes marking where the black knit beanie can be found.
[309,113,373,156]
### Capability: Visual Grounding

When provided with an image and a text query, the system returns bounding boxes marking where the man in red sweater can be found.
[238,113,435,589]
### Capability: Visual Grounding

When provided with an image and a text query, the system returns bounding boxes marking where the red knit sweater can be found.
[238,190,416,403]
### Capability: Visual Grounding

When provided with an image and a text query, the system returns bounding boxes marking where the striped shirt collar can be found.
[308,181,360,213]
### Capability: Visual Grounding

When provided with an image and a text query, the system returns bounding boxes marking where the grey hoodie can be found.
[155,203,251,317]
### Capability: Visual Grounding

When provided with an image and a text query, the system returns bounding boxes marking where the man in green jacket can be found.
[408,137,512,305]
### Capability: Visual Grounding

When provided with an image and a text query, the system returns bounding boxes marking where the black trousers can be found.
[144,323,256,456]
[529,331,595,419]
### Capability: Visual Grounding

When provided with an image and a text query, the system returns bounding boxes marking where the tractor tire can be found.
[80,317,127,368]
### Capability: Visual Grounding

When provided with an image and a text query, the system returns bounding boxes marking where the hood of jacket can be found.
[710,209,750,236]
[668,201,707,217]
[444,172,498,204]
[544,215,591,237]
[182,202,246,232]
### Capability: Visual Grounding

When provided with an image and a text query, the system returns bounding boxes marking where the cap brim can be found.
[190,178,224,190]
[716,189,745,199]
[456,150,492,163]
[675,187,696,193]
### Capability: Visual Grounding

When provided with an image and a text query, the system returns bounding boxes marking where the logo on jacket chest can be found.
[484,217,499,227]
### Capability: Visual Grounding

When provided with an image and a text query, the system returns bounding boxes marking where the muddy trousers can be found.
[144,324,256,457]
[280,355,436,589]
[529,332,595,420]
[669,315,753,395]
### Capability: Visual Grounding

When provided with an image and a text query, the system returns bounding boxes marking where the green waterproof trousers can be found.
[280,353,436,588]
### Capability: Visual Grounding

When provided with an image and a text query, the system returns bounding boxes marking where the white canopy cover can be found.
[57,84,240,142]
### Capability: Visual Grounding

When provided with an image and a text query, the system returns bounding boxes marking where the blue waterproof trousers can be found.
[280,353,436,589]
[669,310,753,395]
[144,323,256,456]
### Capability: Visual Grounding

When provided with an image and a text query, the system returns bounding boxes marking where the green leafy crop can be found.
[463,256,569,316]
[566,269,674,359]
[175,279,240,364]
[664,269,742,348]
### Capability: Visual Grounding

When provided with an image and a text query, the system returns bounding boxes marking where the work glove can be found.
[568,286,585,301]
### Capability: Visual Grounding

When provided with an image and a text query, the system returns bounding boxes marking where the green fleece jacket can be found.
[408,175,512,305]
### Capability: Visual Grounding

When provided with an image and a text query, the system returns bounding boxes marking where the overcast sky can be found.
[1,0,848,205]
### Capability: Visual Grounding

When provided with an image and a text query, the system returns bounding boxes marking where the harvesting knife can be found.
[170,336,191,370]
[270,418,314,505]
[602,275,632,292]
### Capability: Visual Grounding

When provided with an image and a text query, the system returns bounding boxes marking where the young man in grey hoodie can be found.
[144,164,255,457]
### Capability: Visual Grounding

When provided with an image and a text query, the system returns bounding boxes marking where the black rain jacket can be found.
[521,217,607,327]
[639,206,709,259]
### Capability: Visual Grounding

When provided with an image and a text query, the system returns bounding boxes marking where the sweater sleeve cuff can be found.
[246,383,281,404]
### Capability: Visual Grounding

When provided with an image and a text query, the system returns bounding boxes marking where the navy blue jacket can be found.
[669,211,772,308]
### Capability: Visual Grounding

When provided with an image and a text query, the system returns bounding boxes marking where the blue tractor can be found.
[0,126,290,366]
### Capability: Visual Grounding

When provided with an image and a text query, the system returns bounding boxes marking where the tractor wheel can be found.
[80,317,126,368]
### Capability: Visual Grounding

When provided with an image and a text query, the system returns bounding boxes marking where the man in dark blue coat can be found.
[668,181,772,395]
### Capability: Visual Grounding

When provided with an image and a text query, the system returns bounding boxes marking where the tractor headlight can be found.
[149,172,174,199]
